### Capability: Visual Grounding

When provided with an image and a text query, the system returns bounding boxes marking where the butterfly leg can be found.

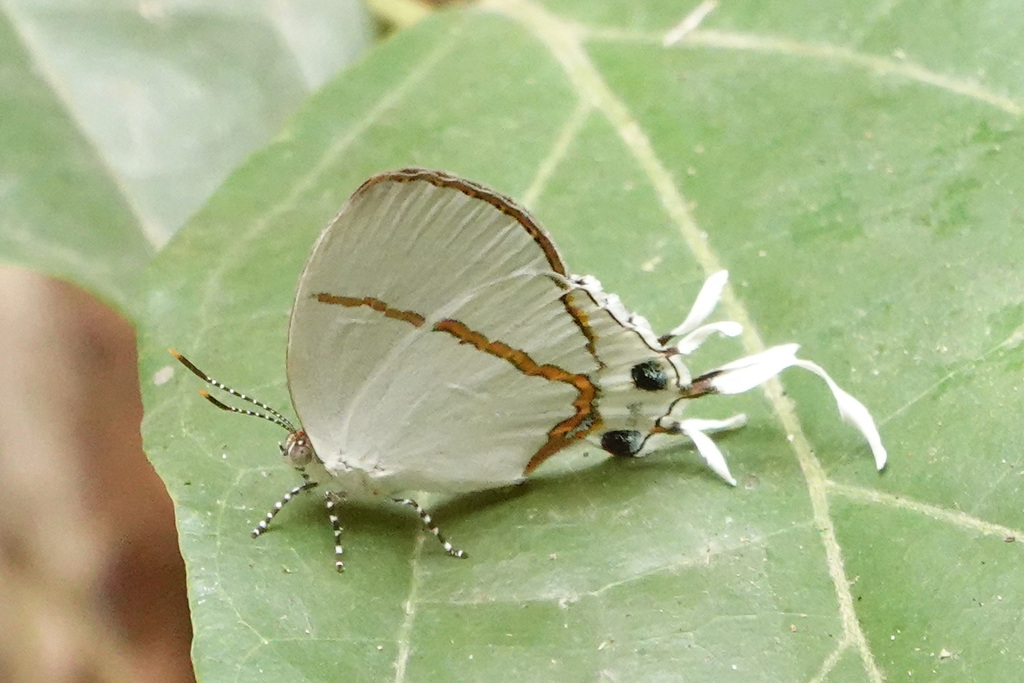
[325,493,346,572]
[251,478,318,538]
[392,498,468,559]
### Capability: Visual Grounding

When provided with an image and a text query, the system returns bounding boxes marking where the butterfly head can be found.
[281,430,317,468]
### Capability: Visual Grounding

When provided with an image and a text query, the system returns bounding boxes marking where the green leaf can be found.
[0,0,371,311]
[0,9,150,312]
[140,1,1024,680]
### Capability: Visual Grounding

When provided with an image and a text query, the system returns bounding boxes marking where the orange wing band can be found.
[433,319,599,475]
[315,293,426,327]
[315,292,601,477]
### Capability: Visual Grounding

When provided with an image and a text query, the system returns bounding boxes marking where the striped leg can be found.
[325,495,345,572]
[392,498,467,559]
[251,479,318,538]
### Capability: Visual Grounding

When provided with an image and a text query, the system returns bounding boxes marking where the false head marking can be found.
[630,359,670,392]
[600,429,645,456]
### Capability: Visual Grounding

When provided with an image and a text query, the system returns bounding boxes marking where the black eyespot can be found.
[631,359,668,391]
[601,430,644,456]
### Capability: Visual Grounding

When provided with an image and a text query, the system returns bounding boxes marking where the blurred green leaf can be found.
[0,0,371,311]
[139,0,1024,680]
[0,9,149,312]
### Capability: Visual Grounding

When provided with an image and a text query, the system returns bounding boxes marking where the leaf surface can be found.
[139,1,1024,680]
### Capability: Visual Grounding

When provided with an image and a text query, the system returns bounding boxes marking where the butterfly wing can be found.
[287,169,609,493]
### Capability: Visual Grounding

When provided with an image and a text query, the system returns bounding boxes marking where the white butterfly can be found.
[174,168,886,571]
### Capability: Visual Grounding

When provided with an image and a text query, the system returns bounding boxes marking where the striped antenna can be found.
[169,349,297,433]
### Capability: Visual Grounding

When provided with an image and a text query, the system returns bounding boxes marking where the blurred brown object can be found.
[0,267,193,683]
